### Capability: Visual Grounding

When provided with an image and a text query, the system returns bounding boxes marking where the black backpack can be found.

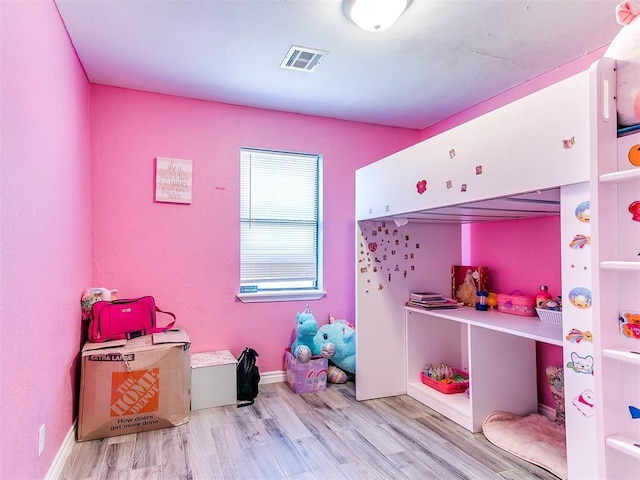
[237,347,260,407]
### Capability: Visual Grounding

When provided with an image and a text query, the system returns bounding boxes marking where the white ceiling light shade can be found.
[348,0,408,32]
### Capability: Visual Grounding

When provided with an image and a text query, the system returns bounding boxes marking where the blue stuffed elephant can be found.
[312,320,356,374]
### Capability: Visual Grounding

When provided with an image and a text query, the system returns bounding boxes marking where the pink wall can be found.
[0,3,609,474]
[89,86,420,373]
[467,215,563,408]
[0,1,91,478]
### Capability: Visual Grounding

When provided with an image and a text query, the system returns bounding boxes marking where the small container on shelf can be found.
[497,291,537,317]
[421,364,469,394]
[535,308,563,326]
[536,285,553,308]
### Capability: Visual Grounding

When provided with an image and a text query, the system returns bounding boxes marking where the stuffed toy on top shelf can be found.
[605,1,640,127]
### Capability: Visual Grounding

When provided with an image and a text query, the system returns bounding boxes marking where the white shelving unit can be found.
[591,129,640,479]
[405,306,561,432]
[355,57,638,478]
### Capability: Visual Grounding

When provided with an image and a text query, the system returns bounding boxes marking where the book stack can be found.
[407,292,459,309]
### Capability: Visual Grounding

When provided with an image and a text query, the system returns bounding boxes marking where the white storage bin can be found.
[190,350,237,410]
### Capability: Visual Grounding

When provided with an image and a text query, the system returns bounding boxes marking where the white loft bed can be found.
[354,58,640,480]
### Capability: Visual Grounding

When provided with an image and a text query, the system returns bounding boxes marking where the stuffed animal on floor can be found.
[312,315,356,375]
[290,308,319,363]
[80,287,118,320]
[605,1,640,127]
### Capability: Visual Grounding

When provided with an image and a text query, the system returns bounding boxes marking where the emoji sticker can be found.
[566,352,594,374]
[568,287,592,309]
[629,201,640,221]
[628,144,640,167]
[573,389,595,416]
[619,311,640,339]
[416,180,427,194]
[562,137,576,149]
[575,201,590,223]
[565,328,593,343]
[569,234,590,249]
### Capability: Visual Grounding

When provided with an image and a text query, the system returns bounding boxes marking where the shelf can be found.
[405,306,563,346]
[600,261,640,271]
[599,168,640,184]
[406,381,473,431]
[605,435,640,461]
[602,348,640,366]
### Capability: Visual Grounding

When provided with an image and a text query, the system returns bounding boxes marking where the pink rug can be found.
[482,411,567,479]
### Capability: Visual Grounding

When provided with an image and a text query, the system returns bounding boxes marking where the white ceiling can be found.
[54,0,622,130]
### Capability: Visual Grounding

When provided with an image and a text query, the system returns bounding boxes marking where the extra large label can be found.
[110,368,159,416]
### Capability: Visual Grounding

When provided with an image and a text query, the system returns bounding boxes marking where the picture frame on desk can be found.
[451,265,489,306]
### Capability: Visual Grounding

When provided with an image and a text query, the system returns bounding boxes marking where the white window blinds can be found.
[240,148,321,292]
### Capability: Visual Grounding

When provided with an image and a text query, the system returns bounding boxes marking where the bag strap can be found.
[152,306,176,332]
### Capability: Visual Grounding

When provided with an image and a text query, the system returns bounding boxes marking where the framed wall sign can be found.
[155,157,193,204]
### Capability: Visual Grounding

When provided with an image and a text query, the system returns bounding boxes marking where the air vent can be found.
[280,46,328,72]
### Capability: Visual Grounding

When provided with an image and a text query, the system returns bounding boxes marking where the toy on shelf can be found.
[290,304,318,363]
[604,1,640,127]
[421,363,469,394]
[80,287,118,320]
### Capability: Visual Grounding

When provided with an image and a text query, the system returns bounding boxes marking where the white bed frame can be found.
[354,58,640,479]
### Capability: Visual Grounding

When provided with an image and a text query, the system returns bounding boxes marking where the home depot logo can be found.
[110,368,159,417]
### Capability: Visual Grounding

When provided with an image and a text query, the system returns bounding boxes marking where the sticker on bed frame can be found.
[568,287,592,309]
[446,180,452,189]
[629,405,640,419]
[575,201,590,223]
[565,328,593,344]
[461,184,467,192]
[619,312,640,339]
[573,389,595,416]
[475,166,482,175]
[449,149,456,159]
[569,234,591,249]
[562,136,575,149]
[566,352,594,375]
[416,179,427,194]
[628,144,640,166]
[629,201,640,221]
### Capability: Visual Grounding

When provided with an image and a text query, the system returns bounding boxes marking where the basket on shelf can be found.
[420,369,469,394]
[535,308,562,326]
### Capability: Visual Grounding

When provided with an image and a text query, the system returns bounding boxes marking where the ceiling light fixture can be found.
[348,0,408,32]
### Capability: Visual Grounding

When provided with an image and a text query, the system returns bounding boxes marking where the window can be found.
[238,148,325,302]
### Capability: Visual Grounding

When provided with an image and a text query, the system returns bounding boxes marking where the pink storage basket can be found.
[497,291,536,317]
[284,348,328,394]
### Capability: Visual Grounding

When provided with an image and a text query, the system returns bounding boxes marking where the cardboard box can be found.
[190,350,237,410]
[77,329,191,442]
[284,348,327,394]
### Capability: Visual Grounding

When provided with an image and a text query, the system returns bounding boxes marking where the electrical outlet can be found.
[38,424,45,457]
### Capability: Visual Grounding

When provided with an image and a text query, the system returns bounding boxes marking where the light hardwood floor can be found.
[59,382,560,480]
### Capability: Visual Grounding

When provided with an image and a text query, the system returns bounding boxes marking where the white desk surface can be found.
[405,306,563,346]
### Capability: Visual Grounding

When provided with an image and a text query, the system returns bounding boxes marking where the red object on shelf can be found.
[420,370,469,394]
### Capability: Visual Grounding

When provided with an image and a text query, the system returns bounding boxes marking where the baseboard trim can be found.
[46,420,76,480]
[260,370,285,384]
[538,402,556,422]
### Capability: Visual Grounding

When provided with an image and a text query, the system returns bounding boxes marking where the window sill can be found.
[237,290,327,303]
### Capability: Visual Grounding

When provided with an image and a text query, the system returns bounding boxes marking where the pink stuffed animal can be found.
[605,1,640,126]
